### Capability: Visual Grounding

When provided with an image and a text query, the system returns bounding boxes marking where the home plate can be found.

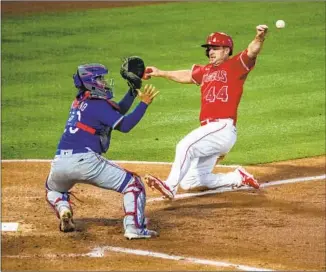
[1,223,19,232]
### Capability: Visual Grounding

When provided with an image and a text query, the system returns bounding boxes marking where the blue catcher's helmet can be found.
[73,63,114,99]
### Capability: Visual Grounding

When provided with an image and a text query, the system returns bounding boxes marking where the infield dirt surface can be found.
[1,1,325,271]
[2,156,325,271]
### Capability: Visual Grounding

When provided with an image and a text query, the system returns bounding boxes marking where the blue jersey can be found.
[57,90,148,154]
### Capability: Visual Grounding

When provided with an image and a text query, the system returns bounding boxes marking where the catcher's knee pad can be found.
[123,175,146,229]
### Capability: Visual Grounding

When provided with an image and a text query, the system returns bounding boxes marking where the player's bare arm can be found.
[247,24,268,59]
[146,66,193,84]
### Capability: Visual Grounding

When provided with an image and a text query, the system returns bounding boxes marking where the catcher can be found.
[45,57,159,239]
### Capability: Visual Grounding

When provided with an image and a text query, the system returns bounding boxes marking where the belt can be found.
[200,118,234,126]
[55,148,89,156]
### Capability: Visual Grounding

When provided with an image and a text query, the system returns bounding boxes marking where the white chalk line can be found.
[3,247,272,271]
[86,246,273,271]
[147,174,326,202]
[1,159,239,168]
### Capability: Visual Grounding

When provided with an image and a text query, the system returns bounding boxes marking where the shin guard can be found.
[123,176,146,229]
[46,190,73,219]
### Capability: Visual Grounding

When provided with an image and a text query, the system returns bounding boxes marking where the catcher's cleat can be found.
[144,174,175,199]
[59,209,75,232]
[143,217,150,228]
[124,226,158,240]
[237,167,260,189]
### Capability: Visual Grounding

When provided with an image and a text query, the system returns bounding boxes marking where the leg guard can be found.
[46,189,73,219]
[123,175,146,229]
[46,189,76,232]
[122,175,158,239]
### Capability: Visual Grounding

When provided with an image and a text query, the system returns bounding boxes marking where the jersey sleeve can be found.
[96,101,124,129]
[191,64,205,85]
[231,49,256,77]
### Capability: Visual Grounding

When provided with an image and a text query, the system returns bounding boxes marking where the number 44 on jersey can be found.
[205,86,229,103]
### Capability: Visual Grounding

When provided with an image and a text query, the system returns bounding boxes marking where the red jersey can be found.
[191,49,256,125]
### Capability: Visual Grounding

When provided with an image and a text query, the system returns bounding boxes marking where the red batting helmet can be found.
[201,32,234,56]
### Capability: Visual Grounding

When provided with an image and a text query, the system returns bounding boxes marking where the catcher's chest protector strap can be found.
[75,120,111,154]
[72,95,118,153]
[75,121,111,138]
[105,99,120,111]
[76,121,96,135]
[74,91,121,111]
[72,92,122,135]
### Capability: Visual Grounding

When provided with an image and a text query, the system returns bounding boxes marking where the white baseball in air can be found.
[276,20,285,29]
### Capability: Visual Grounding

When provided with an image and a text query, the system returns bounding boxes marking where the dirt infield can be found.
[1,1,168,16]
[1,156,326,271]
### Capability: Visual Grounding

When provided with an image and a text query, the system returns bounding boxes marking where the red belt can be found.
[200,118,234,126]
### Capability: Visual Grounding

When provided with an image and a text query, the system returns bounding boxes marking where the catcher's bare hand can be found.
[137,84,159,105]
[256,24,268,40]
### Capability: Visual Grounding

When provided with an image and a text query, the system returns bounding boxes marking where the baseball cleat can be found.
[143,217,150,228]
[237,167,260,189]
[124,227,158,240]
[144,174,175,199]
[59,209,75,232]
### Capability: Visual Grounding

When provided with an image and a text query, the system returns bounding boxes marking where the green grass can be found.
[1,2,325,164]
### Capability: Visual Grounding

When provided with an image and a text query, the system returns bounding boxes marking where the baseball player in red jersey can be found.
[144,25,268,199]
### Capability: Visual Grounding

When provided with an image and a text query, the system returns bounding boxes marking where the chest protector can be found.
[73,91,121,153]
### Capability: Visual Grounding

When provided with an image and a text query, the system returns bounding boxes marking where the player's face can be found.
[96,76,115,95]
[207,46,230,65]
[95,75,107,87]
[96,75,114,88]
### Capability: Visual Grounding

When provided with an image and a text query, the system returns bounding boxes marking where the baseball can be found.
[143,67,152,80]
[276,20,285,29]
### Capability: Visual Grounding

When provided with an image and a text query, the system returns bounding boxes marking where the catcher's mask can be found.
[73,63,114,99]
[201,32,234,57]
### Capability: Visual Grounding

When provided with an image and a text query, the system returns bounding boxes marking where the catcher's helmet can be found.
[201,32,234,56]
[73,63,114,99]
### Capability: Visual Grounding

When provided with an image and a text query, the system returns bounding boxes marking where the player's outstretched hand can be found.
[137,84,159,105]
[145,66,161,77]
[256,24,268,40]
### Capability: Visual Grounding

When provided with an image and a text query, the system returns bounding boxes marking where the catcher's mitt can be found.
[120,56,145,94]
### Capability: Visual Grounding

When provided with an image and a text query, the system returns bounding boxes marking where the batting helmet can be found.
[73,63,114,99]
[201,32,234,56]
